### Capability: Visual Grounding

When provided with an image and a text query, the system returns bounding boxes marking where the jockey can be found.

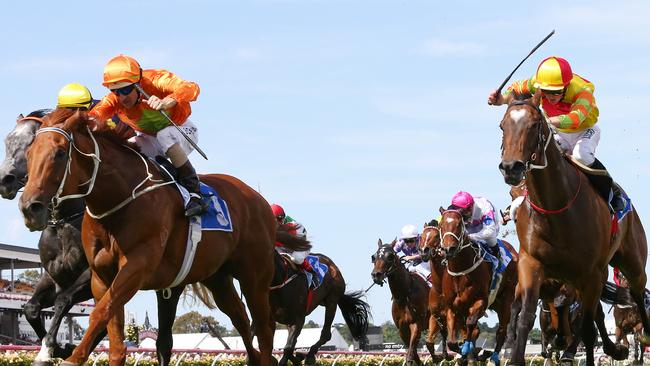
[88,54,208,217]
[449,191,501,261]
[57,83,135,140]
[271,204,317,282]
[488,56,625,215]
[393,224,431,280]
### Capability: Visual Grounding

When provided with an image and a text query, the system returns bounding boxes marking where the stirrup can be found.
[185,194,208,217]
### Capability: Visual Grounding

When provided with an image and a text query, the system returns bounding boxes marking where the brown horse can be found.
[613,274,648,365]
[371,240,437,365]
[270,249,370,366]
[498,93,650,366]
[537,281,583,366]
[18,109,283,366]
[417,220,451,359]
[437,209,518,366]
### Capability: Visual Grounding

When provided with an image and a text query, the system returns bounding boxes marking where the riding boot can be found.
[489,244,501,263]
[611,182,626,212]
[587,158,620,213]
[176,161,209,217]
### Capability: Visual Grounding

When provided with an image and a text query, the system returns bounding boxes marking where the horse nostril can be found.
[28,202,46,216]
[1,174,16,186]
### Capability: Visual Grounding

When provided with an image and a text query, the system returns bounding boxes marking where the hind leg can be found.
[202,275,261,366]
[155,286,184,366]
[304,299,337,365]
[238,273,274,366]
[595,302,628,360]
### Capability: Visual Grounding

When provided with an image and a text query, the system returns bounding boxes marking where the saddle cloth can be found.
[178,182,233,232]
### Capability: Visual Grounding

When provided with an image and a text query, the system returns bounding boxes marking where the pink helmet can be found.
[451,191,474,209]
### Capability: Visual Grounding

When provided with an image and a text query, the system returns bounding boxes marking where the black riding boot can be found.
[489,244,501,263]
[176,161,209,217]
[611,182,626,212]
[589,159,625,213]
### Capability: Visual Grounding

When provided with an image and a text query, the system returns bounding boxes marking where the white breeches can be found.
[554,125,600,166]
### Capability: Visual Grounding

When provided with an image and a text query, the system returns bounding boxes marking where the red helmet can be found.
[533,56,573,91]
[271,204,285,219]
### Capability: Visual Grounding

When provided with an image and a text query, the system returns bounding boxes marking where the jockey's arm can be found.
[467,204,499,246]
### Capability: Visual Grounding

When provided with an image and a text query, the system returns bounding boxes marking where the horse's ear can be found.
[432,219,438,227]
[377,238,383,247]
[439,206,445,214]
[16,114,24,122]
[532,89,542,107]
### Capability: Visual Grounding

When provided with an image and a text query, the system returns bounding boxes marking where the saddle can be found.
[280,253,300,271]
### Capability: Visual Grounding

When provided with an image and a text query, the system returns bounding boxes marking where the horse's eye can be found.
[370,254,376,263]
[54,149,66,160]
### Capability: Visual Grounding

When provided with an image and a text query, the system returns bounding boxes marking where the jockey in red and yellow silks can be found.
[488,56,625,215]
[89,54,208,217]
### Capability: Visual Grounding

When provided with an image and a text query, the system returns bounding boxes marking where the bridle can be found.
[505,100,555,173]
[439,210,484,276]
[419,226,443,259]
[33,126,174,220]
[372,245,402,282]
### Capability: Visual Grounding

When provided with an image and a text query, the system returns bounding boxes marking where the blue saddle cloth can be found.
[199,182,233,232]
[479,239,513,290]
[616,192,633,221]
[306,255,328,285]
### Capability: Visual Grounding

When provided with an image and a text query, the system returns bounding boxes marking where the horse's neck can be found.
[387,262,412,302]
[525,141,580,211]
[52,198,85,226]
[447,240,480,274]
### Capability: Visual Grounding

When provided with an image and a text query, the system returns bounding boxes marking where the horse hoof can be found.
[610,344,630,361]
[304,355,316,366]
[59,362,76,366]
[32,361,55,366]
[639,332,650,345]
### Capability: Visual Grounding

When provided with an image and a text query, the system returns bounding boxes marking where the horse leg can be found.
[503,284,521,356]
[29,274,57,366]
[155,286,184,366]
[511,255,543,366]
[305,299,338,366]
[106,307,126,366]
[463,299,486,363]
[579,285,607,366]
[238,273,274,366]
[488,290,515,365]
[278,322,304,366]
[595,302,628,360]
[62,253,149,366]
[41,269,93,360]
[425,313,441,361]
[202,275,261,366]
[406,322,422,366]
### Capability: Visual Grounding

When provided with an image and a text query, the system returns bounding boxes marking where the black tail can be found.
[276,226,312,252]
[338,291,371,341]
[601,281,633,305]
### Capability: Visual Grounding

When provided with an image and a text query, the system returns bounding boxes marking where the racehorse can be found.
[18,109,282,366]
[270,248,370,366]
[437,208,518,366]
[417,220,451,359]
[2,110,276,366]
[498,92,650,366]
[613,274,648,365]
[371,240,438,365]
[537,281,583,366]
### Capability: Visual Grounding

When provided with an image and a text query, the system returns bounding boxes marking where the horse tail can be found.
[337,290,371,341]
[601,280,633,306]
[183,283,217,310]
[276,226,312,252]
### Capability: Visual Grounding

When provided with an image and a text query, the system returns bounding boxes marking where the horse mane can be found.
[41,108,140,152]
[425,219,438,227]
[25,109,52,118]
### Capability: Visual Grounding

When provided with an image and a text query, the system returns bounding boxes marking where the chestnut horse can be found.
[437,209,518,366]
[498,94,650,366]
[417,220,452,359]
[1,110,281,366]
[270,251,370,366]
[18,109,281,366]
[371,240,438,365]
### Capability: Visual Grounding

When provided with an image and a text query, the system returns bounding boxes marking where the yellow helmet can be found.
[57,83,93,109]
[533,56,573,91]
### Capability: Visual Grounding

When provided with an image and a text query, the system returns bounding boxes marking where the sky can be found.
[0,0,649,332]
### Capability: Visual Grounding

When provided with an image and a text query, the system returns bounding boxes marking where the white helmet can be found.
[400,224,419,240]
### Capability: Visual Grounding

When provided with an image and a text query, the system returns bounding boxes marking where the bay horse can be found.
[1,110,276,366]
[437,208,518,366]
[270,247,370,366]
[537,281,583,366]
[498,92,650,366]
[18,109,282,366]
[417,220,451,359]
[371,240,438,365]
